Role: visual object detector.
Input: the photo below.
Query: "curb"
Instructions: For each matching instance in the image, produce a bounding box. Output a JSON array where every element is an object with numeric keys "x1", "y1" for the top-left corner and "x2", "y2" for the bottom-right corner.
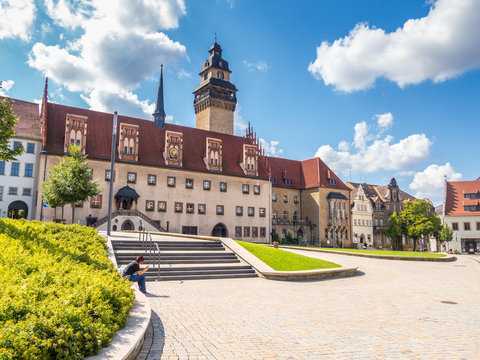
[
  {"x1": 87, "y1": 289, "x2": 152, "y2": 360},
  {"x1": 281, "y1": 246, "x2": 457, "y2": 262},
  {"x1": 221, "y1": 238, "x2": 360, "y2": 281}
]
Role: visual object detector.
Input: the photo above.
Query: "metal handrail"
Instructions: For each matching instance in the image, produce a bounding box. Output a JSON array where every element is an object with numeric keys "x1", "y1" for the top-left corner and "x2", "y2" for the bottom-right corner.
[{"x1": 139, "y1": 230, "x2": 161, "y2": 280}]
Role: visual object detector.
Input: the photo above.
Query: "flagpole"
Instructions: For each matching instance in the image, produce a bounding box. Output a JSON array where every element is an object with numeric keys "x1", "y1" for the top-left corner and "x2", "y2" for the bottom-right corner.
[{"x1": 107, "y1": 111, "x2": 118, "y2": 236}]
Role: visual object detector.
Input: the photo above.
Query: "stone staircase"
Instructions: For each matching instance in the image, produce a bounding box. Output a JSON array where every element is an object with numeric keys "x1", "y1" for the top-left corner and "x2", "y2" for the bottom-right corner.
[{"x1": 111, "y1": 237, "x2": 257, "y2": 281}]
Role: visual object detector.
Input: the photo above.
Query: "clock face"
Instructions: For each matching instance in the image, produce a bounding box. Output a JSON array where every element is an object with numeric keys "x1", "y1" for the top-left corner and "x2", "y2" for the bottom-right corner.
[{"x1": 169, "y1": 147, "x2": 178, "y2": 159}]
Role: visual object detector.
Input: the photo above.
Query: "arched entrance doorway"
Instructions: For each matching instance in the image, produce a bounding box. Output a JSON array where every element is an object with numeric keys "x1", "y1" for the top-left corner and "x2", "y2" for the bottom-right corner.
[
  {"x1": 211, "y1": 223, "x2": 228, "y2": 237},
  {"x1": 7, "y1": 201, "x2": 28, "y2": 219},
  {"x1": 121, "y1": 220, "x2": 135, "y2": 231}
]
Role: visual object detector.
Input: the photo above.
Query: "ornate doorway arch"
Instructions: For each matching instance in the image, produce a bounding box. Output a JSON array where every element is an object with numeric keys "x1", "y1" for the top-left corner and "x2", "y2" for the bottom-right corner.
[
  {"x1": 211, "y1": 223, "x2": 228, "y2": 237},
  {"x1": 8, "y1": 201, "x2": 28, "y2": 219},
  {"x1": 121, "y1": 219, "x2": 135, "y2": 231}
]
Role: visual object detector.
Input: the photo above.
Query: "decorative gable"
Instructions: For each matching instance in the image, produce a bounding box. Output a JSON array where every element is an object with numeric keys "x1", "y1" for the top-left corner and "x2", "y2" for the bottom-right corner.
[
  {"x1": 241, "y1": 144, "x2": 258, "y2": 177},
  {"x1": 164, "y1": 130, "x2": 183, "y2": 167},
  {"x1": 204, "y1": 137, "x2": 223, "y2": 172},
  {"x1": 64, "y1": 114, "x2": 88, "y2": 154},
  {"x1": 118, "y1": 123, "x2": 139, "y2": 162}
]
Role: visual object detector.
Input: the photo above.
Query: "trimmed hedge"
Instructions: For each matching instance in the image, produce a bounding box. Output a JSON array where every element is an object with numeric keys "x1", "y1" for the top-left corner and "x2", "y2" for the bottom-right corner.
[{"x1": 0, "y1": 219, "x2": 134, "y2": 359}]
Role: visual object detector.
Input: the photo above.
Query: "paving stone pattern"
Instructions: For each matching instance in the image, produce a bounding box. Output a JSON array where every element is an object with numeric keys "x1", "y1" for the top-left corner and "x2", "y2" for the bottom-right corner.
[{"x1": 139, "y1": 251, "x2": 480, "y2": 359}]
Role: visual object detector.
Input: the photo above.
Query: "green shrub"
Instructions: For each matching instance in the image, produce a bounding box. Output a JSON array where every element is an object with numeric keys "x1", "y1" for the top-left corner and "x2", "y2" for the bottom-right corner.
[{"x1": 0, "y1": 219, "x2": 134, "y2": 359}]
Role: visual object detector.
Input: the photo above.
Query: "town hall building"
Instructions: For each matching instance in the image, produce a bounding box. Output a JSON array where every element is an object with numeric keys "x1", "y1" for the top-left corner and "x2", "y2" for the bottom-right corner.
[{"x1": 6, "y1": 41, "x2": 352, "y2": 245}]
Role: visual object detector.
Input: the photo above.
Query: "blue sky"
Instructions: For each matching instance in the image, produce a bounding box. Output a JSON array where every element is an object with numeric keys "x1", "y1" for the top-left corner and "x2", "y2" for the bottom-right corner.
[{"x1": 1, "y1": 0, "x2": 479, "y2": 204}]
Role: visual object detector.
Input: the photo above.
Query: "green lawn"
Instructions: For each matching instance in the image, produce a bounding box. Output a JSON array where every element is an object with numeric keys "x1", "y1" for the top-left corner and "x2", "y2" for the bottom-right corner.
[
  {"x1": 237, "y1": 241, "x2": 341, "y2": 271},
  {"x1": 314, "y1": 247, "x2": 446, "y2": 258}
]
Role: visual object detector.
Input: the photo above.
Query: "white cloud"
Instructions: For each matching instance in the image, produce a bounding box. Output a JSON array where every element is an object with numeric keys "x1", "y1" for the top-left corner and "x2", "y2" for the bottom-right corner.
[
  {"x1": 315, "y1": 115, "x2": 432, "y2": 175},
  {"x1": 0, "y1": 0, "x2": 35, "y2": 41},
  {"x1": 28, "y1": 0, "x2": 187, "y2": 118},
  {"x1": 409, "y1": 162, "x2": 462, "y2": 203},
  {"x1": 259, "y1": 138, "x2": 283, "y2": 157},
  {"x1": 243, "y1": 60, "x2": 269, "y2": 72},
  {"x1": 376, "y1": 112, "x2": 393, "y2": 129},
  {"x1": 308, "y1": 0, "x2": 480, "y2": 92},
  {"x1": 0, "y1": 80, "x2": 15, "y2": 95}
]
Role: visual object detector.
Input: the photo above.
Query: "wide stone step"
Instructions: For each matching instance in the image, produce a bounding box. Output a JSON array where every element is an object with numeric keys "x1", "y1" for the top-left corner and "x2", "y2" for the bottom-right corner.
[
  {"x1": 112, "y1": 245, "x2": 225, "y2": 251},
  {"x1": 116, "y1": 258, "x2": 239, "y2": 265},
  {"x1": 148, "y1": 273, "x2": 258, "y2": 281},
  {"x1": 111, "y1": 240, "x2": 222, "y2": 247},
  {"x1": 146, "y1": 265, "x2": 253, "y2": 272}
]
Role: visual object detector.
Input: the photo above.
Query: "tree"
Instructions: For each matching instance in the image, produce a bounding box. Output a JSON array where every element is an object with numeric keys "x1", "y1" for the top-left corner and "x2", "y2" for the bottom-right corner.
[
  {"x1": 438, "y1": 224, "x2": 453, "y2": 251},
  {"x1": 0, "y1": 98, "x2": 23, "y2": 161},
  {"x1": 385, "y1": 211, "x2": 404, "y2": 250},
  {"x1": 398, "y1": 199, "x2": 441, "y2": 251},
  {"x1": 42, "y1": 145, "x2": 99, "y2": 224}
]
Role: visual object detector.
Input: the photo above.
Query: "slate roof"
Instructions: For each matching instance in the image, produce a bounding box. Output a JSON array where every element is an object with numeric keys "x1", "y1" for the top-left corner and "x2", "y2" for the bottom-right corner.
[
  {"x1": 445, "y1": 180, "x2": 480, "y2": 217},
  {"x1": 348, "y1": 182, "x2": 414, "y2": 204}
]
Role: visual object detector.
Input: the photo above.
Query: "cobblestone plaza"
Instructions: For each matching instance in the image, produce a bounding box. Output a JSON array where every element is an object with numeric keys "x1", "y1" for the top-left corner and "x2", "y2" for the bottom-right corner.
[{"x1": 139, "y1": 251, "x2": 480, "y2": 359}]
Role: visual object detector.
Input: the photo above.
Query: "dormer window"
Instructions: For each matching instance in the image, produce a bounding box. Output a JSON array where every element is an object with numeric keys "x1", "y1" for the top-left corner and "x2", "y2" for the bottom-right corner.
[
  {"x1": 164, "y1": 131, "x2": 183, "y2": 167},
  {"x1": 241, "y1": 144, "x2": 258, "y2": 176},
  {"x1": 118, "y1": 123, "x2": 139, "y2": 162},
  {"x1": 204, "y1": 137, "x2": 223, "y2": 172},
  {"x1": 64, "y1": 114, "x2": 88, "y2": 153}
]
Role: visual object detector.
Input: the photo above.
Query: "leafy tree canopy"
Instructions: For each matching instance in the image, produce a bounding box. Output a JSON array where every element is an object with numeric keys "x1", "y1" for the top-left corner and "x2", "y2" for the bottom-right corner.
[
  {"x1": 0, "y1": 98, "x2": 23, "y2": 161},
  {"x1": 42, "y1": 145, "x2": 99, "y2": 222}
]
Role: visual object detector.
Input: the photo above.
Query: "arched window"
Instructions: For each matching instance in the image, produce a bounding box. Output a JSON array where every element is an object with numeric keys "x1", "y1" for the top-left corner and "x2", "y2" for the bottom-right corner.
[
  {"x1": 70, "y1": 129, "x2": 76, "y2": 145},
  {"x1": 129, "y1": 138, "x2": 135, "y2": 155}
]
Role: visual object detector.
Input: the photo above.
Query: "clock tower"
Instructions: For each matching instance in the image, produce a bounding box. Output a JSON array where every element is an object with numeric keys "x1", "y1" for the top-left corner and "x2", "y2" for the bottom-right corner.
[{"x1": 193, "y1": 41, "x2": 237, "y2": 135}]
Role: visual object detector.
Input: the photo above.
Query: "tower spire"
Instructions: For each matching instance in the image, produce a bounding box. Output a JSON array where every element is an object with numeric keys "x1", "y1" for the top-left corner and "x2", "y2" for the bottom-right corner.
[{"x1": 153, "y1": 64, "x2": 166, "y2": 128}]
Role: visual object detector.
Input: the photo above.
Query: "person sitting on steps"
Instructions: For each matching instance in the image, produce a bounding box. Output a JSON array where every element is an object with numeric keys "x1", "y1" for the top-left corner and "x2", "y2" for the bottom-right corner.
[{"x1": 122, "y1": 256, "x2": 149, "y2": 294}]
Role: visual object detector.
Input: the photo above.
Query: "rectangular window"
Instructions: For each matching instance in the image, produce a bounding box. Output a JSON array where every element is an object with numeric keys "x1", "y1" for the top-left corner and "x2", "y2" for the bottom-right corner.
[
  {"x1": 236, "y1": 206, "x2": 243, "y2": 216},
  {"x1": 260, "y1": 227, "x2": 266, "y2": 237},
  {"x1": 8, "y1": 187, "x2": 17, "y2": 195},
  {"x1": 158, "y1": 201, "x2": 167, "y2": 212},
  {"x1": 147, "y1": 174, "x2": 157, "y2": 185},
  {"x1": 127, "y1": 172, "x2": 137, "y2": 184},
  {"x1": 10, "y1": 162, "x2": 19, "y2": 176},
  {"x1": 167, "y1": 176, "x2": 176, "y2": 187},
  {"x1": 242, "y1": 184, "x2": 250, "y2": 194},
  {"x1": 203, "y1": 180, "x2": 211, "y2": 190},
  {"x1": 252, "y1": 227, "x2": 258, "y2": 238},
  {"x1": 0, "y1": 186, "x2": 3, "y2": 201},
  {"x1": 477, "y1": 222, "x2": 480, "y2": 231},
  {"x1": 26, "y1": 142, "x2": 35, "y2": 154},
  {"x1": 186, "y1": 203, "x2": 195, "y2": 214},
  {"x1": 235, "y1": 226, "x2": 242, "y2": 238},
  {"x1": 293, "y1": 195, "x2": 299, "y2": 204},
  {"x1": 145, "y1": 200, "x2": 155, "y2": 211},
  {"x1": 464, "y1": 222, "x2": 471, "y2": 231},
  {"x1": 185, "y1": 178, "x2": 194, "y2": 189},
  {"x1": 198, "y1": 203, "x2": 206, "y2": 215},
  {"x1": 13, "y1": 141, "x2": 23, "y2": 151},
  {"x1": 243, "y1": 226, "x2": 250, "y2": 237},
  {"x1": 90, "y1": 194, "x2": 102, "y2": 209},
  {"x1": 24, "y1": 163, "x2": 33, "y2": 177},
  {"x1": 182, "y1": 226, "x2": 198, "y2": 235},
  {"x1": 220, "y1": 181, "x2": 227, "y2": 192},
  {"x1": 174, "y1": 202, "x2": 183, "y2": 213},
  {"x1": 0, "y1": 161, "x2": 4, "y2": 175},
  {"x1": 105, "y1": 169, "x2": 112, "y2": 182},
  {"x1": 248, "y1": 207, "x2": 255, "y2": 217},
  {"x1": 272, "y1": 193, "x2": 277, "y2": 202},
  {"x1": 22, "y1": 188, "x2": 31, "y2": 196},
  {"x1": 216, "y1": 205, "x2": 224, "y2": 215},
  {"x1": 259, "y1": 207, "x2": 266, "y2": 217},
  {"x1": 452, "y1": 222, "x2": 458, "y2": 231},
  {"x1": 253, "y1": 185, "x2": 261, "y2": 195},
  {"x1": 283, "y1": 194, "x2": 288, "y2": 203}
]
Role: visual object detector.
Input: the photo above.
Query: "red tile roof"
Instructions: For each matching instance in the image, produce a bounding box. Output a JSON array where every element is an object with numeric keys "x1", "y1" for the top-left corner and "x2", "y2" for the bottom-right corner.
[
  {"x1": 7, "y1": 96, "x2": 349, "y2": 191},
  {"x1": 1, "y1": 97, "x2": 41, "y2": 141},
  {"x1": 445, "y1": 180, "x2": 480, "y2": 217}
]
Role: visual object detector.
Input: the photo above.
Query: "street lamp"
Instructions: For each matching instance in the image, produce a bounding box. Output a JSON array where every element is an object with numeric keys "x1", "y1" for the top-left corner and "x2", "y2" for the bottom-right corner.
[{"x1": 106, "y1": 111, "x2": 118, "y2": 236}]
